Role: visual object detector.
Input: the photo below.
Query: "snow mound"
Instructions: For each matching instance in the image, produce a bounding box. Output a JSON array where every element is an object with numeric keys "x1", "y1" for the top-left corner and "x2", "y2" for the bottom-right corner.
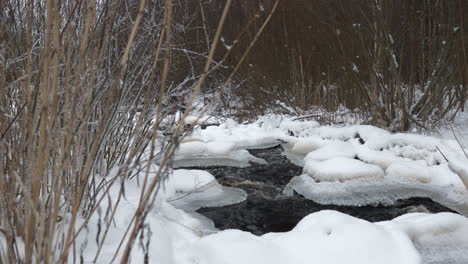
[
  {"x1": 304, "y1": 141, "x2": 357, "y2": 161},
  {"x1": 173, "y1": 141, "x2": 267, "y2": 168},
  {"x1": 175, "y1": 116, "x2": 468, "y2": 214},
  {"x1": 186, "y1": 210, "x2": 420, "y2": 264},
  {"x1": 167, "y1": 169, "x2": 247, "y2": 211},
  {"x1": 390, "y1": 212, "x2": 468, "y2": 264},
  {"x1": 290, "y1": 136, "x2": 324, "y2": 154},
  {"x1": 304, "y1": 157, "x2": 384, "y2": 182}
]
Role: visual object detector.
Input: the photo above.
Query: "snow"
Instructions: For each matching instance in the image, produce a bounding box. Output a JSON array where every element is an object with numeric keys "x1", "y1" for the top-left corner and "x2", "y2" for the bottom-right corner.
[
  {"x1": 31, "y1": 113, "x2": 468, "y2": 263},
  {"x1": 173, "y1": 114, "x2": 468, "y2": 214},
  {"x1": 304, "y1": 157, "x2": 384, "y2": 182},
  {"x1": 167, "y1": 169, "x2": 247, "y2": 211},
  {"x1": 289, "y1": 136, "x2": 324, "y2": 154},
  {"x1": 391, "y1": 212, "x2": 468, "y2": 263},
  {"x1": 386, "y1": 160, "x2": 432, "y2": 183},
  {"x1": 67, "y1": 165, "x2": 247, "y2": 263},
  {"x1": 303, "y1": 141, "x2": 357, "y2": 161},
  {"x1": 160, "y1": 114, "x2": 468, "y2": 263},
  {"x1": 173, "y1": 141, "x2": 267, "y2": 168},
  {"x1": 274, "y1": 118, "x2": 468, "y2": 214},
  {"x1": 448, "y1": 158, "x2": 468, "y2": 190},
  {"x1": 183, "y1": 115, "x2": 218, "y2": 126},
  {"x1": 185, "y1": 211, "x2": 421, "y2": 264}
]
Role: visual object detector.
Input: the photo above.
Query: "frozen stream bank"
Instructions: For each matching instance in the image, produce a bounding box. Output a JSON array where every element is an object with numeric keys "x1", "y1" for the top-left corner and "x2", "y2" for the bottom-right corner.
[{"x1": 186, "y1": 146, "x2": 456, "y2": 235}]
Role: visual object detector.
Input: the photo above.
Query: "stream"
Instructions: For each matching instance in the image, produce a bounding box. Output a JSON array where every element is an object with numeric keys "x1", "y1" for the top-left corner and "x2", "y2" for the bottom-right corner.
[{"x1": 191, "y1": 146, "x2": 455, "y2": 235}]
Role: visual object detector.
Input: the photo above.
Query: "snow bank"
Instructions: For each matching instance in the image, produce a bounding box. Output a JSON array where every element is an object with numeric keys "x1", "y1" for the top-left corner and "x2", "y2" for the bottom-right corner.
[
  {"x1": 173, "y1": 141, "x2": 267, "y2": 168},
  {"x1": 275, "y1": 120, "x2": 468, "y2": 215},
  {"x1": 390, "y1": 212, "x2": 468, "y2": 263},
  {"x1": 175, "y1": 115, "x2": 468, "y2": 214},
  {"x1": 185, "y1": 210, "x2": 421, "y2": 264},
  {"x1": 27, "y1": 114, "x2": 468, "y2": 263},
  {"x1": 69, "y1": 165, "x2": 246, "y2": 263}
]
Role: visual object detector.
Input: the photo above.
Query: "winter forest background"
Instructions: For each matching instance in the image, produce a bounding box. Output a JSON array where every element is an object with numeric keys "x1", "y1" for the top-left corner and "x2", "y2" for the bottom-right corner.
[{"x1": 0, "y1": 0, "x2": 467, "y2": 263}]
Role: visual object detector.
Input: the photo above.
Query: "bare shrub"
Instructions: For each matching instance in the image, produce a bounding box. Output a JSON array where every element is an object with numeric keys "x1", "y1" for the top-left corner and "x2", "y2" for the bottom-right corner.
[{"x1": 0, "y1": 0, "x2": 253, "y2": 262}]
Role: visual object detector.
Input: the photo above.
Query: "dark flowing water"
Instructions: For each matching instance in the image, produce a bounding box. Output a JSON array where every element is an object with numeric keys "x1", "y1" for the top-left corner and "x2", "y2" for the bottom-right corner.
[{"x1": 193, "y1": 146, "x2": 455, "y2": 235}]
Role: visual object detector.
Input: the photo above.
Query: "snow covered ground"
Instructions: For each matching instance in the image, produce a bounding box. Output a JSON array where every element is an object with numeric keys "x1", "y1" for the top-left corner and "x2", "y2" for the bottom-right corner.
[
  {"x1": 175, "y1": 115, "x2": 468, "y2": 214},
  {"x1": 20, "y1": 113, "x2": 468, "y2": 263},
  {"x1": 169, "y1": 114, "x2": 468, "y2": 263}
]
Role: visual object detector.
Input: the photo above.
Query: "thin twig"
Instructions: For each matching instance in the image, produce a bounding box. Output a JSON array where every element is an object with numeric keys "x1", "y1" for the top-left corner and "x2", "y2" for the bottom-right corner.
[
  {"x1": 449, "y1": 123, "x2": 468, "y2": 159},
  {"x1": 0, "y1": 102, "x2": 27, "y2": 140},
  {"x1": 436, "y1": 146, "x2": 449, "y2": 162}
]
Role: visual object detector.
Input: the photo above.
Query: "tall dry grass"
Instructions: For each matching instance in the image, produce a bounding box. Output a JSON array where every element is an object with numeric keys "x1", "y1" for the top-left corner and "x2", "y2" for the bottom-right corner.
[{"x1": 0, "y1": 0, "x2": 252, "y2": 262}]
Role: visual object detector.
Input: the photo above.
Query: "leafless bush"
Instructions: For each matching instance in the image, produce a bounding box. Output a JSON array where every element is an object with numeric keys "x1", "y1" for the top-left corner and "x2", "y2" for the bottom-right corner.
[
  {"x1": 210, "y1": 0, "x2": 467, "y2": 129},
  {"x1": 0, "y1": 0, "x2": 249, "y2": 262}
]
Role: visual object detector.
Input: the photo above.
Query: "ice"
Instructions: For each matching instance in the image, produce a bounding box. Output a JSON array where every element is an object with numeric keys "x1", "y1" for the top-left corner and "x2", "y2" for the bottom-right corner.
[
  {"x1": 304, "y1": 157, "x2": 384, "y2": 182},
  {"x1": 185, "y1": 210, "x2": 421, "y2": 264}
]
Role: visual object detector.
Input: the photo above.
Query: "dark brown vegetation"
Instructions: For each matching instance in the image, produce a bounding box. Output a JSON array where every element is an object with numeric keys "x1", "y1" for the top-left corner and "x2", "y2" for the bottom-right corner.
[{"x1": 184, "y1": 0, "x2": 467, "y2": 129}]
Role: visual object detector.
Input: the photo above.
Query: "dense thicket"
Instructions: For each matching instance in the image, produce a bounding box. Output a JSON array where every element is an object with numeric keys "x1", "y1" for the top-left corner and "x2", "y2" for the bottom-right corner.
[
  {"x1": 0, "y1": 0, "x2": 229, "y2": 262},
  {"x1": 181, "y1": 0, "x2": 467, "y2": 129}
]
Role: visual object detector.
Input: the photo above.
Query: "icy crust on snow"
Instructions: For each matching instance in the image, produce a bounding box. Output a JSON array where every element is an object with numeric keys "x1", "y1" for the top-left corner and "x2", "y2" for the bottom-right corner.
[{"x1": 185, "y1": 210, "x2": 421, "y2": 264}]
